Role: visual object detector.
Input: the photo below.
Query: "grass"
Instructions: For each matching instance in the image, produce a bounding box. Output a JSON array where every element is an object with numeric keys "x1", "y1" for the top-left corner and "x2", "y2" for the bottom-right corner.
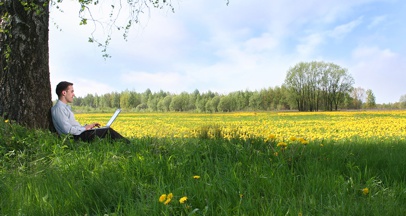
[{"x1": 1, "y1": 117, "x2": 406, "y2": 215}]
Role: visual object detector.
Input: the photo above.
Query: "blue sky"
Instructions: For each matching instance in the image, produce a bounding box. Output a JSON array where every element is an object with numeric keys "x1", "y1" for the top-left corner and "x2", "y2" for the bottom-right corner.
[{"x1": 49, "y1": 0, "x2": 406, "y2": 104}]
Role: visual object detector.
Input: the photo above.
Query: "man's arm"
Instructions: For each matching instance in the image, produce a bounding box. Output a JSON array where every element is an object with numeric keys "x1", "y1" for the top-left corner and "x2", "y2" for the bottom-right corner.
[{"x1": 51, "y1": 106, "x2": 86, "y2": 135}]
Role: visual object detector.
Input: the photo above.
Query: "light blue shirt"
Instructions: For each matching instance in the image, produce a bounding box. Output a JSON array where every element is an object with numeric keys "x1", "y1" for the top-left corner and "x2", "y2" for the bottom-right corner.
[{"x1": 51, "y1": 100, "x2": 86, "y2": 135}]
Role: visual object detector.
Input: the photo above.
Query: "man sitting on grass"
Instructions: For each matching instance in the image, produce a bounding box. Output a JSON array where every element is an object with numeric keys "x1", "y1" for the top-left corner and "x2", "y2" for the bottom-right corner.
[{"x1": 51, "y1": 81, "x2": 129, "y2": 143}]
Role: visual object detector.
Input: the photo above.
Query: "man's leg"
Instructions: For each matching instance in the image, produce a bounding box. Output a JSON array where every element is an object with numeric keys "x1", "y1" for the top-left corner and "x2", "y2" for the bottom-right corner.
[
  {"x1": 74, "y1": 128, "x2": 129, "y2": 143},
  {"x1": 74, "y1": 130, "x2": 100, "y2": 142},
  {"x1": 106, "y1": 128, "x2": 130, "y2": 143}
]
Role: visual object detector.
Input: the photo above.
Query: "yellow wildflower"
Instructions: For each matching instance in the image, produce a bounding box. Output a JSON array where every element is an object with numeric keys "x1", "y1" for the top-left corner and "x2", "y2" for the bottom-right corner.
[
  {"x1": 160, "y1": 192, "x2": 174, "y2": 205},
  {"x1": 4, "y1": 119, "x2": 9, "y2": 123},
  {"x1": 179, "y1": 196, "x2": 188, "y2": 204},
  {"x1": 289, "y1": 136, "x2": 297, "y2": 141},
  {"x1": 159, "y1": 194, "x2": 167, "y2": 203},
  {"x1": 277, "y1": 142, "x2": 287, "y2": 148},
  {"x1": 164, "y1": 198, "x2": 172, "y2": 205},
  {"x1": 193, "y1": 175, "x2": 200, "y2": 179},
  {"x1": 268, "y1": 134, "x2": 276, "y2": 140},
  {"x1": 300, "y1": 140, "x2": 309, "y2": 145},
  {"x1": 362, "y1": 187, "x2": 369, "y2": 195}
]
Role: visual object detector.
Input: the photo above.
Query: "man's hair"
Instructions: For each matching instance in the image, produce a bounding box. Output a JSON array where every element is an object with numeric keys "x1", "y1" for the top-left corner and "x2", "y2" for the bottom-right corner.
[{"x1": 56, "y1": 81, "x2": 73, "y2": 97}]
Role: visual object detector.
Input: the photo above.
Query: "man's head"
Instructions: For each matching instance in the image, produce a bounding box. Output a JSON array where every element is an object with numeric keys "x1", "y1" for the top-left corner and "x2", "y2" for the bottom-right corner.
[{"x1": 56, "y1": 81, "x2": 75, "y2": 103}]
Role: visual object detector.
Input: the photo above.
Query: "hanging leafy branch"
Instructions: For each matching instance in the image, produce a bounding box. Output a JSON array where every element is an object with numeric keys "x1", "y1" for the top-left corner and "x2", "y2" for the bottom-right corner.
[
  {"x1": 49, "y1": 0, "x2": 229, "y2": 58},
  {"x1": 50, "y1": 0, "x2": 175, "y2": 58}
]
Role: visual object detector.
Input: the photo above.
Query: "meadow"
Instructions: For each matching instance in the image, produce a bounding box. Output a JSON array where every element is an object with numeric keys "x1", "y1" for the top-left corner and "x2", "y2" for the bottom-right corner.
[
  {"x1": 1, "y1": 110, "x2": 406, "y2": 215},
  {"x1": 77, "y1": 110, "x2": 406, "y2": 142}
]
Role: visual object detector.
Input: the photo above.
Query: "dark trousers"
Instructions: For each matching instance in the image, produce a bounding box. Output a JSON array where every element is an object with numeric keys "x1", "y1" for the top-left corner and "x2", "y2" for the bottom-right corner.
[{"x1": 74, "y1": 128, "x2": 129, "y2": 143}]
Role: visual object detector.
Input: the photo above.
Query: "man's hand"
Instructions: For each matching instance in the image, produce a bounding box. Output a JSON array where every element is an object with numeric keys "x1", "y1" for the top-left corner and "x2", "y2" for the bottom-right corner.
[{"x1": 85, "y1": 123, "x2": 101, "y2": 130}]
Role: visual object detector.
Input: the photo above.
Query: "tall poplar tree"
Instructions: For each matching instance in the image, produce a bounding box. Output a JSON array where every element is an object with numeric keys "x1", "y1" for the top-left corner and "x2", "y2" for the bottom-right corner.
[{"x1": 284, "y1": 61, "x2": 354, "y2": 111}]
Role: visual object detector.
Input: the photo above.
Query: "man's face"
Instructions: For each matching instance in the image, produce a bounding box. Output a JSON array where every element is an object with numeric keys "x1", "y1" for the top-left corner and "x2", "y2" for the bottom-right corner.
[{"x1": 63, "y1": 85, "x2": 75, "y2": 103}]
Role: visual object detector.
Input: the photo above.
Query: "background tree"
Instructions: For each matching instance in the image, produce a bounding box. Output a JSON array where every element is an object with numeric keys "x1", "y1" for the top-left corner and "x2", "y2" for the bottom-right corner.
[
  {"x1": 101, "y1": 93, "x2": 112, "y2": 108},
  {"x1": 365, "y1": 89, "x2": 376, "y2": 109},
  {"x1": 259, "y1": 88, "x2": 273, "y2": 111},
  {"x1": 249, "y1": 91, "x2": 262, "y2": 111},
  {"x1": 205, "y1": 96, "x2": 220, "y2": 113},
  {"x1": 169, "y1": 95, "x2": 184, "y2": 111},
  {"x1": 157, "y1": 95, "x2": 172, "y2": 112},
  {"x1": 83, "y1": 94, "x2": 95, "y2": 107},
  {"x1": 284, "y1": 61, "x2": 353, "y2": 111},
  {"x1": 130, "y1": 92, "x2": 141, "y2": 109},
  {"x1": 120, "y1": 90, "x2": 131, "y2": 109},
  {"x1": 328, "y1": 65, "x2": 354, "y2": 110},
  {"x1": 351, "y1": 87, "x2": 365, "y2": 109},
  {"x1": 398, "y1": 94, "x2": 406, "y2": 109},
  {"x1": 195, "y1": 96, "x2": 207, "y2": 113},
  {"x1": 284, "y1": 62, "x2": 307, "y2": 111},
  {"x1": 147, "y1": 96, "x2": 158, "y2": 112},
  {"x1": 218, "y1": 95, "x2": 233, "y2": 112},
  {"x1": 111, "y1": 92, "x2": 121, "y2": 108}
]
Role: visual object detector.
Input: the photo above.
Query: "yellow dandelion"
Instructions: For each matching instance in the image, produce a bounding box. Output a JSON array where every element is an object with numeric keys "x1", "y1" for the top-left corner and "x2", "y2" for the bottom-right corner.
[
  {"x1": 289, "y1": 136, "x2": 297, "y2": 141},
  {"x1": 268, "y1": 134, "x2": 276, "y2": 139},
  {"x1": 362, "y1": 187, "x2": 369, "y2": 195},
  {"x1": 193, "y1": 175, "x2": 200, "y2": 179},
  {"x1": 277, "y1": 142, "x2": 287, "y2": 147},
  {"x1": 300, "y1": 140, "x2": 309, "y2": 145},
  {"x1": 159, "y1": 194, "x2": 167, "y2": 203},
  {"x1": 4, "y1": 119, "x2": 9, "y2": 123},
  {"x1": 164, "y1": 198, "x2": 172, "y2": 205},
  {"x1": 179, "y1": 196, "x2": 188, "y2": 204},
  {"x1": 167, "y1": 193, "x2": 173, "y2": 199}
]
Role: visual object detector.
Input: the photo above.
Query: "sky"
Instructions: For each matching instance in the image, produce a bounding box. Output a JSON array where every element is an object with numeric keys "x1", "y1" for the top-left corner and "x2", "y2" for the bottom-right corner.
[{"x1": 49, "y1": 0, "x2": 406, "y2": 104}]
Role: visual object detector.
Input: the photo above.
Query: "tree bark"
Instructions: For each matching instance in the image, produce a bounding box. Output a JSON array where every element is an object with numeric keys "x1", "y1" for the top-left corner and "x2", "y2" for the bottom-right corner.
[{"x1": 0, "y1": 0, "x2": 52, "y2": 129}]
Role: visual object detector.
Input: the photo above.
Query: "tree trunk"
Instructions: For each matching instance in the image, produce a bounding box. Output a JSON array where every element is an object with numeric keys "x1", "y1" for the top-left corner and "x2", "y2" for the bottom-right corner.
[{"x1": 0, "y1": 0, "x2": 52, "y2": 129}]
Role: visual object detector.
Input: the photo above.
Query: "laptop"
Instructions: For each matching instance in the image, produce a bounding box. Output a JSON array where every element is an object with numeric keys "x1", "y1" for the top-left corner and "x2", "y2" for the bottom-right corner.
[{"x1": 94, "y1": 109, "x2": 121, "y2": 129}]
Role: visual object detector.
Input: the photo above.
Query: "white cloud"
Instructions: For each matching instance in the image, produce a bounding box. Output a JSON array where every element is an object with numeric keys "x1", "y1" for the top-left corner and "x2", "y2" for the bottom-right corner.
[
  {"x1": 120, "y1": 71, "x2": 186, "y2": 92},
  {"x1": 109, "y1": 10, "x2": 190, "y2": 63},
  {"x1": 296, "y1": 33, "x2": 324, "y2": 57},
  {"x1": 350, "y1": 46, "x2": 406, "y2": 103},
  {"x1": 329, "y1": 17, "x2": 363, "y2": 39},
  {"x1": 368, "y1": 15, "x2": 387, "y2": 29},
  {"x1": 73, "y1": 79, "x2": 116, "y2": 97},
  {"x1": 243, "y1": 33, "x2": 279, "y2": 53},
  {"x1": 352, "y1": 46, "x2": 397, "y2": 60}
]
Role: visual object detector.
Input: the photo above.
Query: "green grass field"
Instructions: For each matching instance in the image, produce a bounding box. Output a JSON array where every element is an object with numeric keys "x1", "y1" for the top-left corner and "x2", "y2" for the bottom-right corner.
[{"x1": 1, "y1": 113, "x2": 406, "y2": 215}]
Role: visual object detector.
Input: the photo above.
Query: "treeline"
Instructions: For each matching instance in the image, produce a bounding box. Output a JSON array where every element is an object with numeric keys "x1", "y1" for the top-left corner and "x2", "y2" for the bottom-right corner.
[
  {"x1": 71, "y1": 86, "x2": 392, "y2": 112},
  {"x1": 73, "y1": 87, "x2": 290, "y2": 112}
]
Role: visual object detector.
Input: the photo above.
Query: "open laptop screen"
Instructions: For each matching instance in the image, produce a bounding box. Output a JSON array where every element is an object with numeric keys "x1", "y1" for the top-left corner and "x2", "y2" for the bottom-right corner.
[{"x1": 105, "y1": 109, "x2": 121, "y2": 127}]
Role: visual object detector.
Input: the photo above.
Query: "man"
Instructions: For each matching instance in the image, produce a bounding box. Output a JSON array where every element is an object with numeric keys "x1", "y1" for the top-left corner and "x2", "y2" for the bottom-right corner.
[{"x1": 51, "y1": 81, "x2": 129, "y2": 143}]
